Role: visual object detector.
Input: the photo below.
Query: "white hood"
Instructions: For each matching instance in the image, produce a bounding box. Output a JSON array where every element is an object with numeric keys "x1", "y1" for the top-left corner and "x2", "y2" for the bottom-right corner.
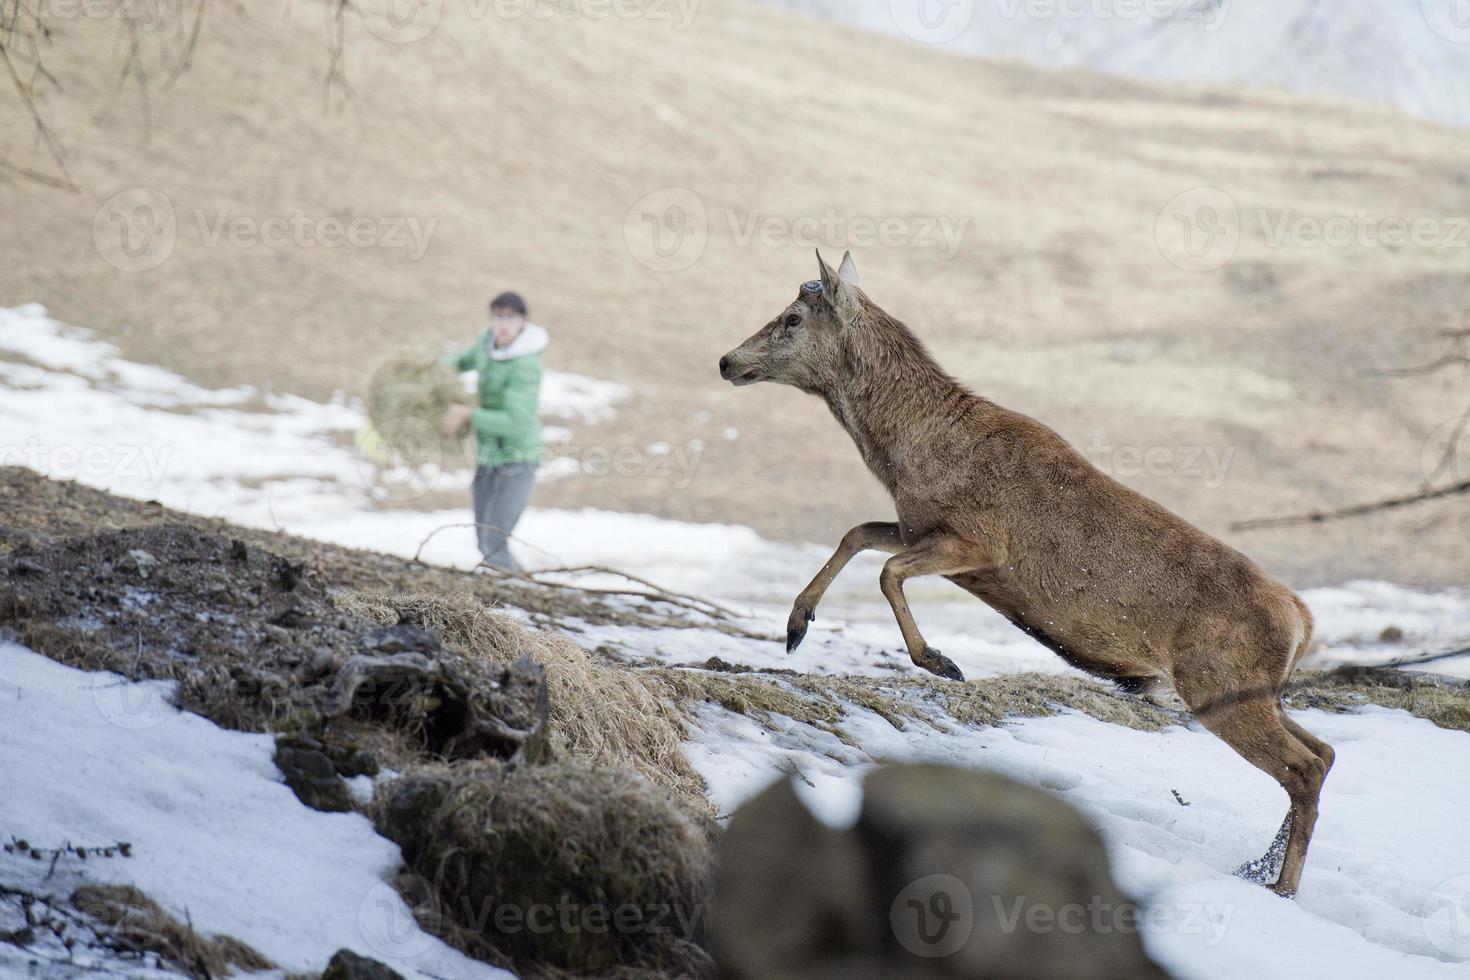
[{"x1": 487, "y1": 322, "x2": 549, "y2": 360}]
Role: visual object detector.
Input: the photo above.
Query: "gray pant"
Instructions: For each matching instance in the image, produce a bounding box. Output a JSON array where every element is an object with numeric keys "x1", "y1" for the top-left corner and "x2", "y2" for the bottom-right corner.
[{"x1": 471, "y1": 462, "x2": 537, "y2": 571}]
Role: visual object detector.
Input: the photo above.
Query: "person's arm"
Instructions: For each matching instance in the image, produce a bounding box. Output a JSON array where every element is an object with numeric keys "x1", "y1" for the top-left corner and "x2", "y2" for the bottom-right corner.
[
  {"x1": 443, "y1": 336, "x2": 481, "y2": 373},
  {"x1": 471, "y1": 358, "x2": 542, "y2": 439}
]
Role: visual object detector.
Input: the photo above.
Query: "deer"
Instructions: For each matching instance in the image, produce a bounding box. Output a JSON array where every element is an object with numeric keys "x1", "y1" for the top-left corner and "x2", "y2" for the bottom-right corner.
[{"x1": 718, "y1": 251, "x2": 1334, "y2": 898}]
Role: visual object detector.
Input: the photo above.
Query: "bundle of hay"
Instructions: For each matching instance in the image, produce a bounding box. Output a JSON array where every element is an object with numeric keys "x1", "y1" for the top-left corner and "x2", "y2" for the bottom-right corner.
[{"x1": 363, "y1": 353, "x2": 469, "y2": 465}]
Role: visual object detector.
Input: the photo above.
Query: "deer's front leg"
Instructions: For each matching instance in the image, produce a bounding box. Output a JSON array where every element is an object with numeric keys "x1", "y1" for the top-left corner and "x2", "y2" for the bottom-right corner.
[
  {"x1": 787, "y1": 522, "x2": 903, "y2": 652},
  {"x1": 879, "y1": 535, "x2": 997, "y2": 682}
]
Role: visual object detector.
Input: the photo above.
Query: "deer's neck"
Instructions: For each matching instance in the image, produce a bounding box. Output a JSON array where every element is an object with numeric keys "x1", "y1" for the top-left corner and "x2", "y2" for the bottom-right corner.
[{"x1": 818, "y1": 322, "x2": 978, "y2": 496}]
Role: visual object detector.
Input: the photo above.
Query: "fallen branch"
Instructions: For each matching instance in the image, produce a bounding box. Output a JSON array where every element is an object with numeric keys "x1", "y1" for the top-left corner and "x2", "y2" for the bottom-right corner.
[
  {"x1": 1380, "y1": 644, "x2": 1470, "y2": 670},
  {"x1": 531, "y1": 564, "x2": 744, "y2": 620},
  {"x1": 478, "y1": 563, "x2": 737, "y2": 623},
  {"x1": 1231, "y1": 478, "x2": 1470, "y2": 531},
  {"x1": 412, "y1": 521, "x2": 750, "y2": 624}
]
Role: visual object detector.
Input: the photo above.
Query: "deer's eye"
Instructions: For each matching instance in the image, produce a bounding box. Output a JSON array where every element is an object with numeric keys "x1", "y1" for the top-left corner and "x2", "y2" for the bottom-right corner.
[{"x1": 784, "y1": 313, "x2": 801, "y2": 328}]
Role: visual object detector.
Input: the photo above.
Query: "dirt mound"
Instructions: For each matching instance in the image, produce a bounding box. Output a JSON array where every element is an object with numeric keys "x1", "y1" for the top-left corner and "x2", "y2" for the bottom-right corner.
[{"x1": 0, "y1": 523, "x2": 549, "y2": 770}]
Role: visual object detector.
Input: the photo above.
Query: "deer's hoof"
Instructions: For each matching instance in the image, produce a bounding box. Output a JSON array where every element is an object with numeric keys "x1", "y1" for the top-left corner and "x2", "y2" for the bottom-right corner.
[
  {"x1": 921, "y1": 648, "x2": 965, "y2": 682},
  {"x1": 1266, "y1": 879, "x2": 1298, "y2": 899},
  {"x1": 785, "y1": 606, "x2": 815, "y2": 653}
]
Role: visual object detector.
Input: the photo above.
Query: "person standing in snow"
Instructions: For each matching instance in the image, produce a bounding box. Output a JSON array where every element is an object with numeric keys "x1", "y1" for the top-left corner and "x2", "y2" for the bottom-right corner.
[{"x1": 441, "y1": 291, "x2": 546, "y2": 572}]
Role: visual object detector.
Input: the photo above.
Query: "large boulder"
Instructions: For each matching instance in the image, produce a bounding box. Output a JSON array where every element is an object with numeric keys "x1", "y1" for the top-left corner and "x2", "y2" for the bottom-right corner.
[{"x1": 713, "y1": 764, "x2": 1170, "y2": 980}]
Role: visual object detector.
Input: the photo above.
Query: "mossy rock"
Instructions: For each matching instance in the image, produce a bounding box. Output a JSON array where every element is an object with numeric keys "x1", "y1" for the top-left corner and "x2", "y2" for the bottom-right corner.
[{"x1": 376, "y1": 759, "x2": 715, "y2": 977}]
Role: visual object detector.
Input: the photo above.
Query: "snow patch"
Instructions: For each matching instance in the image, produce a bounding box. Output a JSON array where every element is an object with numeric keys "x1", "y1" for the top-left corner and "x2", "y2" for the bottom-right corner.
[{"x1": 0, "y1": 640, "x2": 510, "y2": 980}]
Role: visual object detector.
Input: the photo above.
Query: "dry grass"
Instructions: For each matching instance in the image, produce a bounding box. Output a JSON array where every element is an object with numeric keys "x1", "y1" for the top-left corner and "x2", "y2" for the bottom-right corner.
[
  {"x1": 1288, "y1": 667, "x2": 1470, "y2": 734},
  {"x1": 364, "y1": 353, "x2": 468, "y2": 464},
  {"x1": 337, "y1": 590, "x2": 711, "y2": 809},
  {"x1": 70, "y1": 884, "x2": 274, "y2": 979},
  {"x1": 375, "y1": 759, "x2": 715, "y2": 979},
  {"x1": 336, "y1": 589, "x2": 1183, "y2": 792},
  {"x1": 337, "y1": 588, "x2": 1470, "y2": 823}
]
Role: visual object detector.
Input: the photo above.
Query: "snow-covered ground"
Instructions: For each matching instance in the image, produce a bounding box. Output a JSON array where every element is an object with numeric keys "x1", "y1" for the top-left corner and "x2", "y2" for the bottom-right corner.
[
  {"x1": 1, "y1": 305, "x2": 1463, "y2": 680},
  {"x1": 0, "y1": 641, "x2": 511, "y2": 980},
  {"x1": 689, "y1": 701, "x2": 1470, "y2": 977},
  {"x1": 764, "y1": 0, "x2": 1470, "y2": 127},
  {"x1": 2, "y1": 303, "x2": 1469, "y2": 978}
]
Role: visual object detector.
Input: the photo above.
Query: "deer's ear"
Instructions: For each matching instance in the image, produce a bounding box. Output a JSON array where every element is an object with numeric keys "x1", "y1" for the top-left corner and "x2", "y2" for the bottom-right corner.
[
  {"x1": 816, "y1": 249, "x2": 838, "y2": 292},
  {"x1": 816, "y1": 249, "x2": 860, "y2": 319},
  {"x1": 837, "y1": 251, "x2": 859, "y2": 286}
]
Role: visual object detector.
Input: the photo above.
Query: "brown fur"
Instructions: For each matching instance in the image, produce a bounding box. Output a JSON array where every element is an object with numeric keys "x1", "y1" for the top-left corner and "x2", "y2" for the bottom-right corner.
[{"x1": 719, "y1": 251, "x2": 1334, "y2": 897}]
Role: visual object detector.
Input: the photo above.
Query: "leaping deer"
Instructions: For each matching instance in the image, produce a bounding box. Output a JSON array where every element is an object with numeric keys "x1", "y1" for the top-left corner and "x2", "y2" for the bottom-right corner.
[{"x1": 719, "y1": 251, "x2": 1333, "y2": 897}]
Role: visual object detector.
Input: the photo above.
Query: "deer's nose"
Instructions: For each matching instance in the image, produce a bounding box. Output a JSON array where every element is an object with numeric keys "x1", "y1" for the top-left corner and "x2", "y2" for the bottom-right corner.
[{"x1": 718, "y1": 354, "x2": 731, "y2": 377}]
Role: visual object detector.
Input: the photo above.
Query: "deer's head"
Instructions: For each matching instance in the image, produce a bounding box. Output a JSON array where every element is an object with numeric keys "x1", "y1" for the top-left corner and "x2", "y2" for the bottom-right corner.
[{"x1": 719, "y1": 251, "x2": 863, "y2": 394}]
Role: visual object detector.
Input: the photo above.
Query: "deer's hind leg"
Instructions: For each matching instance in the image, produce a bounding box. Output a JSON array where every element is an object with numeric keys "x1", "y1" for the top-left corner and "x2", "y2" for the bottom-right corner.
[
  {"x1": 786, "y1": 522, "x2": 903, "y2": 652},
  {"x1": 1189, "y1": 691, "x2": 1332, "y2": 897}
]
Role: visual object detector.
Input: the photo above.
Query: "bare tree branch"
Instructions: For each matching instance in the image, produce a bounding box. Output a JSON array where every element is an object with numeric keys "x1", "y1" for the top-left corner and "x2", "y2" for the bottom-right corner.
[
  {"x1": 0, "y1": 31, "x2": 76, "y2": 190},
  {"x1": 1231, "y1": 478, "x2": 1470, "y2": 531},
  {"x1": 162, "y1": 0, "x2": 206, "y2": 91},
  {"x1": 322, "y1": 0, "x2": 352, "y2": 116}
]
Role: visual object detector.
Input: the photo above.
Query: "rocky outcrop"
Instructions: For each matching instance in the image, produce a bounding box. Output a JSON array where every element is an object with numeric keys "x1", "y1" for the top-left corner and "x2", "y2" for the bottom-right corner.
[{"x1": 713, "y1": 764, "x2": 1170, "y2": 980}]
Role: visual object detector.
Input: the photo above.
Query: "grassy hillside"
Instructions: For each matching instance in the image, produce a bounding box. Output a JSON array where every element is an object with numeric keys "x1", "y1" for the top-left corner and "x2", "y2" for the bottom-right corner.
[{"x1": 1, "y1": 0, "x2": 1467, "y2": 583}]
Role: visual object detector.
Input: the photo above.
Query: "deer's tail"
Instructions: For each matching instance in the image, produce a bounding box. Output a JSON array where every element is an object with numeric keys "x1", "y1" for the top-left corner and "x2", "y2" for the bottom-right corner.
[{"x1": 1284, "y1": 592, "x2": 1315, "y2": 682}]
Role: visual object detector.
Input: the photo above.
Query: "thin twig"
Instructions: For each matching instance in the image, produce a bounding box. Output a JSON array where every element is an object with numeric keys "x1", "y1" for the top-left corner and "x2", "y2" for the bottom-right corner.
[
  {"x1": 1363, "y1": 354, "x2": 1470, "y2": 377},
  {"x1": 532, "y1": 564, "x2": 743, "y2": 619},
  {"x1": 0, "y1": 33, "x2": 77, "y2": 189},
  {"x1": 322, "y1": 0, "x2": 351, "y2": 116},
  {"x1": 1381, "y1": 644, "x2": 1470, "y2": 669},
  {"x1": 1231, "y1": 478, "x2": 1470, "y2": 531},
  {"x1": 411, "y1": 522, "x2": 564, "y2": 565},
  {"x1": 476, "y1": 563, "x2": 734, "y2": 622},
  {"x1": 162, "y1": 0, "x2": 205, "y2": 90}
]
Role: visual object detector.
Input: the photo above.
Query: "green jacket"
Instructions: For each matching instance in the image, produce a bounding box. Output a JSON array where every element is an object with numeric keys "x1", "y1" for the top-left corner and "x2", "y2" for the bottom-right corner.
[{"x1": 446, "y1": 324, "x2": 547, "y2": 467}]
